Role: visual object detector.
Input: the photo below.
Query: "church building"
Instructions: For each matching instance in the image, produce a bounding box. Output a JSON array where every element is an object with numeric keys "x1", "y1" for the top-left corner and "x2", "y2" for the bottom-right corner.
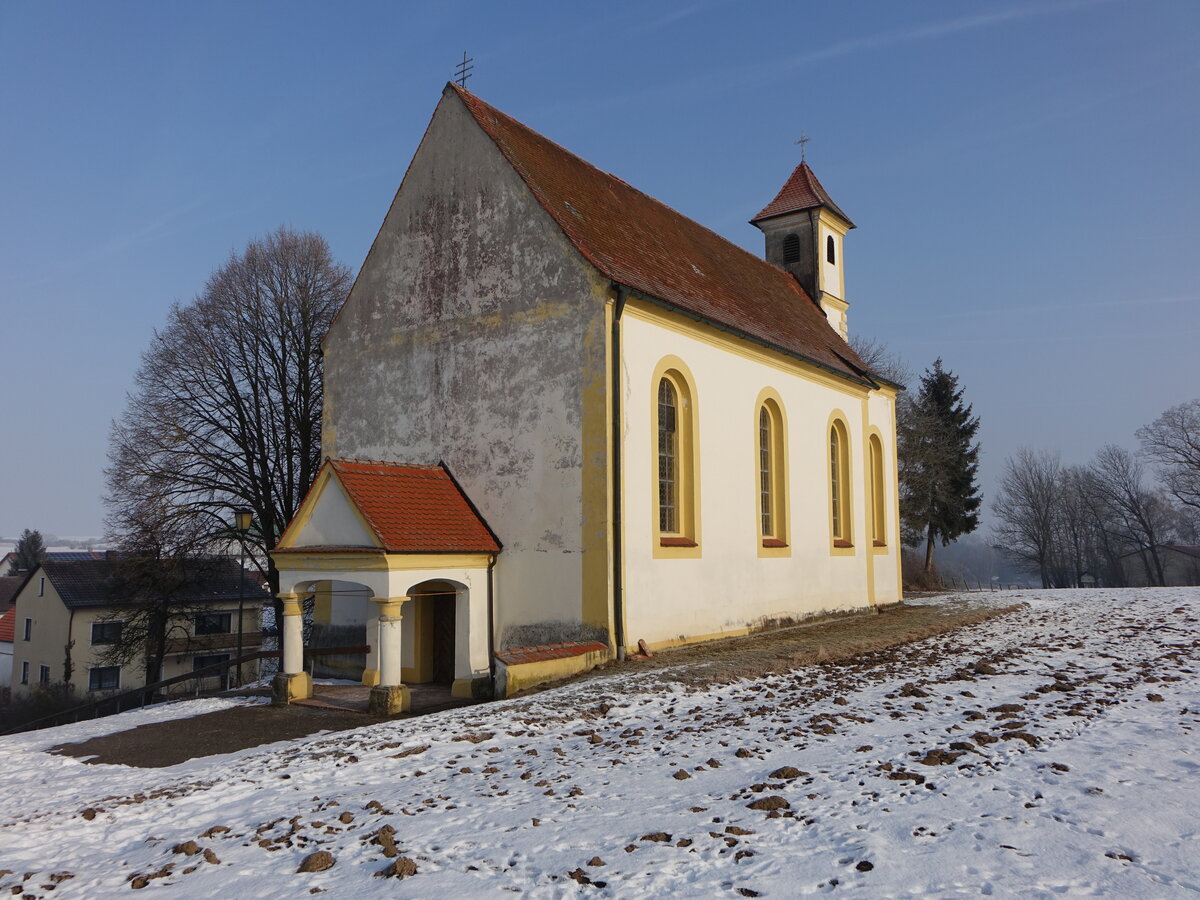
[{"x1": 271, "y1": 84, "x2": 902, "y2": 713}]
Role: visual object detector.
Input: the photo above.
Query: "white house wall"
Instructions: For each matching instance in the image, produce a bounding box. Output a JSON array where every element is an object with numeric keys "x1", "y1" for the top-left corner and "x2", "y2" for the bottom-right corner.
[
  {"x1": 321, "y1": 86, "x2": 611, "y2": 650},
  {"x1": 621, "y1": 307, "x2": 900, "y2": 648}
]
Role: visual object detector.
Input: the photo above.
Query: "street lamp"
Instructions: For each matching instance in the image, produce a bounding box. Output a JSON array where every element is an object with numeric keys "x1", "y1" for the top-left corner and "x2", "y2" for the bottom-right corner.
[{"x1": 233, "y1": 508, "x2": 253, "y2": 687}]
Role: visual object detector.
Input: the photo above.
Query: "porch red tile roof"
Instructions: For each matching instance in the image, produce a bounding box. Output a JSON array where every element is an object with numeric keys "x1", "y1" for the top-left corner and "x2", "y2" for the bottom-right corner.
[
  {"x1": 302, "y1": 459, "x2": 501, "y2": 554},
  {"x1": 450, "y1": 85, "x2": 872, "y2": 385},
  {"x1": 0, "y1": 608, "x2": 13, "y2": 643}
]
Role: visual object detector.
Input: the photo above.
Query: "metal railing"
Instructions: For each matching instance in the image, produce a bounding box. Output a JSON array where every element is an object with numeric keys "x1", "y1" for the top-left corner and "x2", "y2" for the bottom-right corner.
[{"x1": 0, "y1": 644, "x2": 370, "y2": 736}]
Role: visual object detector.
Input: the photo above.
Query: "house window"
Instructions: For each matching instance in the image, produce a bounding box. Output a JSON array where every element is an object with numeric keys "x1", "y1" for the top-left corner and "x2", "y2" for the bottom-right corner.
[
  {"x1": 870, "y1": 434, "x2": 886, "y2": 546},
  {"x1": 20, "y1": 661, "x2": 29, "y2": 685},
  {"x1": 39, "y1": 664, "x2": 51, "y2": 686},
  {"x1": 88, "y1": 666, "x2": 121, "y2": 692},
  {"x1": 654, "y1": 363, "x2": 699, "y2": 548},
  {"x1": 826, "y1": 234, "x2": 836, "y2": 264},
  {"x1": 782, "y1": 233, "x2": 801, "y2": 264},
  {"x1": 195, "y1": 612, "x2": 233, "y2": 635},
  {"x1": 91, "y1": 621, "x2": 123, "y2": 645},
  {"x1": 192, "y1": 653, "x2": 231, "y2": 673},
  {"x1": 38, "y1": 577, "x2": 45, "y2": 597},
  {"x1": 757, "y1": 399, "x2": 787, "y2": 545},
  {"x1": 23, "y1": 618, "x2": 31, "y2": 642},
  {"x1": 830, "y1": 419, "x2": 852, "y2": 546}
]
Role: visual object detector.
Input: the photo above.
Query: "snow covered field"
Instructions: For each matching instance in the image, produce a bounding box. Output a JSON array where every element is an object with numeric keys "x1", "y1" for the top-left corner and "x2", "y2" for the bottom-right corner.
[{"x1": 1, "y1": 588, "x2": 1198, "y2": 898}]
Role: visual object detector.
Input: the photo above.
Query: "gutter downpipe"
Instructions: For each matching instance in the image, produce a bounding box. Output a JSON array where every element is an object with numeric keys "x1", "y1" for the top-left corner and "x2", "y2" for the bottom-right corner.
[
  {"x1": 611, "y1": 283, "x2": 629, "y2": 661},
  {"x1": 487, "y1": 552, "x2": 497, "y2": 695}
]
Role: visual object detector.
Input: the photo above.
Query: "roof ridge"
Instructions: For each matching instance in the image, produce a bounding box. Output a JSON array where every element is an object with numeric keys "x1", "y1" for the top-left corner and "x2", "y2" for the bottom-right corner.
[
  {"x1": 444, "y1": 84, "x2": 870, "y2": 384},
  {"x1": 449, "y1": 84, "x2": 818, "y2": 309}
]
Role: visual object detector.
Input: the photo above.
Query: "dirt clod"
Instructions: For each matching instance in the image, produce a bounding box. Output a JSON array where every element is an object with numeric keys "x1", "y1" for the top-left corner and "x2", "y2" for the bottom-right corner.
[
  {"x1": 297, "y1": 851, "x2": 335, "y2": 873},
  {"x1": 375, "y1": 857, "x2": 418, "y2": 878},
  {"x1": 746, "y1": 795, "x2": 789, "y2": 811}
]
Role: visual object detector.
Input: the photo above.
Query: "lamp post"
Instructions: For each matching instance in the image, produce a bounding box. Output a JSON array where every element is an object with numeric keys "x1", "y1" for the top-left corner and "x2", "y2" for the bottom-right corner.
[{"x1": 233, "y1": 508, "x2": 253, "y2": 687}]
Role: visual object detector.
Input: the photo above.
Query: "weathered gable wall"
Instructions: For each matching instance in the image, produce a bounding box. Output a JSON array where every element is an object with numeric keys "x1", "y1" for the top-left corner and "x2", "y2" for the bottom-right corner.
[{"x1": 323, "y1": 88, "x2": 611, "y2": 647}]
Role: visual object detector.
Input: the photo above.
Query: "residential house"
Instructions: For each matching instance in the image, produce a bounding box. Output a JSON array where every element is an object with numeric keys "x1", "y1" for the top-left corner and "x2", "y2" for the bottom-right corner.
[{"x1": 10, "y1": 558, "x2": 266, "y2": 698}]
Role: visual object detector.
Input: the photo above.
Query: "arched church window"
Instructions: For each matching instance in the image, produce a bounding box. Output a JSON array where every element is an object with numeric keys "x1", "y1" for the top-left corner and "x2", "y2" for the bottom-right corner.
[
  {"x1": 869, "y1": 434, "x2": 886, "y2": 546},
  {"x1": 782, "y1": 233, "x2": 801, "y2": 264},
  {"x1": 654, "y1": 362, "x2": 699, "y2": 548},
  {"x1": 758, "y1": 399, "x2": 786, "y2": 544},
  {"x1": 830, "y1": 418, "x2": 852, "y2": 546},
  {"x1": 826, "y1": 234, "x2": 836, "y2": 264},
  {"x1": 658, "y1": 378, "x2": 678, "y2": 533}
]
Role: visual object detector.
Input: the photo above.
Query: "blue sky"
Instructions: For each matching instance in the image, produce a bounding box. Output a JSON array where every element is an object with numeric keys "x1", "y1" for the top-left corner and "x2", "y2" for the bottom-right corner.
[{"x1": 1, "y1": 0, "x2": 1197, "y2": 539}]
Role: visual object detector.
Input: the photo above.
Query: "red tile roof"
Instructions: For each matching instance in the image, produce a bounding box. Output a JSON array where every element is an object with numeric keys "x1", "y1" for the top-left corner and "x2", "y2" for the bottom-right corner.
[
  {"x1": 494, "y1": 641, "x2": 608, "y2": 667},
  {"x1": 751, "y1": 160, "x2": 855, "y2": 226},
  {"x1": 0, "y1": 607, "x2": 13, "y2": 643},
  {"x1": 450, "y1": 85, "x2": 872, "y2": 385},
  {"x1": 286, "y1": 459, "x2": 501, "y2": 554}
]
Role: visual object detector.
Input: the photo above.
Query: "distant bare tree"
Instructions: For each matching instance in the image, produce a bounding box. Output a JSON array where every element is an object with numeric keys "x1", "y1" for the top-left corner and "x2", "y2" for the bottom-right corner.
[
  {"x1": 106, "y1": 228, "x2": 351, "y2": 600},
  {"x1": 1138, "y1": 399, "x2": 1200, "y2": 530},
  {"x1": 992, "y1": 448, "x2": 1061, "y2": 588},
  {"x1": 849, "y1": 335, "x2": 911, "y2": 389},
  {"x1": 1087, "y1": 445, "x2": 1174, "y2": 585}
]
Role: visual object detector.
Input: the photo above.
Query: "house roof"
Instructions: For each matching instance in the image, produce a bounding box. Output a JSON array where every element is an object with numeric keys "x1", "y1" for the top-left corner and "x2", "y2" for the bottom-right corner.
[
  {"x1": 281, "y1": 459, "x2": 501, "y2": 555},
  {"x1": 0, "y1": 575, "x2": 23, "y2": 608},
  {"x1": 0, "y1": 608, "x2": 13, "y2": 643},
  {"x1": 750, "y1": 161, "x2": 855, "y2": 227},
  {"x1": 35, "y1": 558, "x2": 266, "y2": 610},
  {"x1": 449, "y1": 85, "x2": 874, "y2": 386}
]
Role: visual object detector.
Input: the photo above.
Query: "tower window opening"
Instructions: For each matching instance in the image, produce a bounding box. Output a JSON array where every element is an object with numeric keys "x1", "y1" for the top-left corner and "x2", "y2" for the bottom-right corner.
[
  {"x1": 782, "y1": 234, "x2": 801, "y2": 264},
  {"x1": 826, "y1": 234, "x2": 836, "y2": 264}
]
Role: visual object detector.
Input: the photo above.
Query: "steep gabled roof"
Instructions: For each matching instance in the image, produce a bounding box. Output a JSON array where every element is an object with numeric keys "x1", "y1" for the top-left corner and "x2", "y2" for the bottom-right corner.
[
  {"x1": 450, "y1": 85, "x2": 872, "y2": 385},
  {"x1": 279, "y1": 459, "x2": 501, "y2": 555},
  {"x1": 0, "y1": 575, "x2": 23, "y2": 607},
  {"x1": 751, "y1": 161, "x2": 855, "y2": 227}
]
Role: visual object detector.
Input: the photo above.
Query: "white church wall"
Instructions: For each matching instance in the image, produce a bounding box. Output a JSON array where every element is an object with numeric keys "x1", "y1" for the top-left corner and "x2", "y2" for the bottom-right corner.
[
  {"x1": 621, "y1": 305, "x2": 898, "y2": 649},
  {"x1": 321, "y1": 87, "x2": 611, "y2": 651}
]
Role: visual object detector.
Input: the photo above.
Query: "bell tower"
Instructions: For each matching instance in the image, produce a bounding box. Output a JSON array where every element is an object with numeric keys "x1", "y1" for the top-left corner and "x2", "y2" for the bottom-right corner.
[{"x1": 751, "y1": 161, "x2": 854, "y2": 341}]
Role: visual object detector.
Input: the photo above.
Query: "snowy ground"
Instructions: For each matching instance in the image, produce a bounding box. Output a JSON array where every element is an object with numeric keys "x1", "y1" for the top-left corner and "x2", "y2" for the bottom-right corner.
[{"x1": 1, "y1": 588, "x2": 1198, "y2": 898}]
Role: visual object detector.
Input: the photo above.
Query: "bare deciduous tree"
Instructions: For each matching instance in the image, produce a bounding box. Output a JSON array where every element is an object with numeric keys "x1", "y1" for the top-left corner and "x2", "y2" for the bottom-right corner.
[
  {"x1": 1138, "y1": 399, "x2": 1200, "y2": 527},
  {"x1": 1088, "y1": 445, "x2": 1172, "y2": 586},
  {"x1": 992, "y1": 448, "x2": 1061, "y2": 588},
  {"x1": 106, "y1": 227, "x2": 351, "y2": 601}
]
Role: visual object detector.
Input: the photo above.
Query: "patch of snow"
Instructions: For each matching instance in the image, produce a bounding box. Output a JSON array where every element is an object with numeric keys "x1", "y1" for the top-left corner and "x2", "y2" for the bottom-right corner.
[{"x1": 1, "y1": 589, "x2": 1198, "y2": 897}]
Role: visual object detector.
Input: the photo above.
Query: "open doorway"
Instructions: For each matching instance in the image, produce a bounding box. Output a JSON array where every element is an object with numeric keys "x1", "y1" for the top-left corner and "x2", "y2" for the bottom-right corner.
[{"x1": 407, "y1": 580, "x2": 460, "y2": 685}]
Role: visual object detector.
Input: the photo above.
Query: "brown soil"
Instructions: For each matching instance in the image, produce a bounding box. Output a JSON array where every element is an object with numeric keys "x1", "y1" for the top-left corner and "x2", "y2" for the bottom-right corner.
[
  {"x1": 50, "y1": 596, "x2": 1017, "y2": 769},
  {"x1": 51, "y1": 703, "x2": 388, "y2": 768},
  {"x1": 538, "y1": 596, "x2": 1021, "y2": 692}
]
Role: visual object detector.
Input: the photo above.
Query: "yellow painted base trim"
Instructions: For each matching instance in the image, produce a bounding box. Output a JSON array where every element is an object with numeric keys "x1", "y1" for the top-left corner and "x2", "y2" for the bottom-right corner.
[
  {"x1": 501, "y1": 646, "x2": 610, "y2": 697},
  {"x1": 361, "y1": 668, "x2": 380, "y2": 687},
  {"x1": 637, "y1": 626, "x2": 752, "y2": 655},
  {"x1": 271, "y1": 671, "x2": 312, "y2": 705},
  {"x1": 451, "y1": 678, "x2": 475, "y2": 699}
]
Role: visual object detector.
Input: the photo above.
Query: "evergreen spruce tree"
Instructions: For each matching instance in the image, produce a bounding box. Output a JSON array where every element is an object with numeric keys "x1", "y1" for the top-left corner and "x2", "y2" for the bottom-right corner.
[
  {"x1": 899, "y1": 359, "x2": 982, "y2": 572},
  {"x1": 8, "y1": 528, "x2": 47, "y2": 574}
]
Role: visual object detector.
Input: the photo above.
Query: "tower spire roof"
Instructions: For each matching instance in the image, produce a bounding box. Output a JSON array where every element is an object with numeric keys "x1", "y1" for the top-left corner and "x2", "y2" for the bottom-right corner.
[{"x1": 751, "y1": 161, "x2": 854, "y2": 228}]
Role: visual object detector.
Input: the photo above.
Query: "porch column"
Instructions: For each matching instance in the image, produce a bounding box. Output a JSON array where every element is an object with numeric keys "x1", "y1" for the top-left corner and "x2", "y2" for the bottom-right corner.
[
  {"x1": 369, "y1": 596, "x2": 411, "y2": 715},
  {"x1": 361, "y1": 608, "x2": 381, "y2": 687},
  {"x1": 271, "y1": 592, "x2": 312, "y2": 704}
]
